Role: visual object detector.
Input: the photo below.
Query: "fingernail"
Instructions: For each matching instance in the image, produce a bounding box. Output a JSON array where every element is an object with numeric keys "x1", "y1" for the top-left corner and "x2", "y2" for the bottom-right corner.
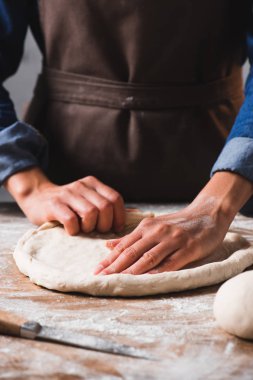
[
  {"x1": 106, "y1": 241, "x2": 114, "y2": 249},
  {"x1": 94, "y1": 265, "x2": 104, "y2": 275},
  {"x1": 99, "y1": 270, "x2": 110, "y2": 276}
]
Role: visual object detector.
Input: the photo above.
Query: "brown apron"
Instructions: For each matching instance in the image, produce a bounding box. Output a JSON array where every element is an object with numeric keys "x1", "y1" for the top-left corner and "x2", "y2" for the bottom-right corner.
[{"x1": 24, "y1": 0, "x2": 249, "y2": 201}]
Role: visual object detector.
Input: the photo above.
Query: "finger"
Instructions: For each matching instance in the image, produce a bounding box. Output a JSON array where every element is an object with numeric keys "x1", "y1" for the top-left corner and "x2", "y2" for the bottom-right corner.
[
  {"x1": 48, "y1": 202, "x2": 80, "y2": 236},
  {"x1": 148, "y1": 249, "x2": 192, "y2": 273},
  {"x1": 100, "y1": 237, "x2": 156, "y2": 275},
  {"x1": 106, "y1": 238, "x2": 122, "y2": 250},
  {"x1": 65, "y1": 193, "x2": 98, "y2": 233},
  {"x1": 83, "y1": 176, "x2": 125, "y2": 232},
  {"x1": 94, "y1": 231, "x2": 141, "y2": 274},
  {"x1": 105, "y1": 191, "x2": 125, "y2": 233},
  {"x1": 77, "y1": 185, "x2": 114, "y2": 233},
  {"x1": 123, "y1": 242, "x2": 180, "y2": 275}
]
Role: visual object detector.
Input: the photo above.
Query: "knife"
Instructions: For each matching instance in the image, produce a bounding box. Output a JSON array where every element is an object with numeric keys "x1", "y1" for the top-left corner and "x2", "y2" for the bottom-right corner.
[{"x1": 0, "y1": 310, "x2": 151, "y2": 360}]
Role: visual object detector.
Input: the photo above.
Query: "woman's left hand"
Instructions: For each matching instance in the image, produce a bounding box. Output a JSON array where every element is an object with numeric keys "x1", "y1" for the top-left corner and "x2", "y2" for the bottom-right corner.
[
  {"x1": 94, "y1": 196, "x2": 231, "y2": 275},
  {"x1": 94, "y1": 172, "x2": 253, "y2": 275}
]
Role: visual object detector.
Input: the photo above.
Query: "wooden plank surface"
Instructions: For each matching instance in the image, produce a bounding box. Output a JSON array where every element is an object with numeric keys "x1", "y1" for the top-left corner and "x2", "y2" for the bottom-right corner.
[{"x1": 0, "y1": 202, "x2": 253, "y2": 380}]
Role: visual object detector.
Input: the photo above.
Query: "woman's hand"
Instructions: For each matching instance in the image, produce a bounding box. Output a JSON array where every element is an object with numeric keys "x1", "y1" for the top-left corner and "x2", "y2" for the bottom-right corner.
[
  {"x1": 94, "y1": 202, "x2": 228, "y2": 274},
  {"x1": 5, "y1": 167, "x2": 125, "y2": 235},
  {"x1": 95, "y1": 172, "x2": 253, "y2": 275}
]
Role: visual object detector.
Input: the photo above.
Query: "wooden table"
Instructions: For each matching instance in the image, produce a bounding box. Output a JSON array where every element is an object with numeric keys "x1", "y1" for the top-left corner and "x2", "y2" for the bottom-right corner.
[{"x1": 1, "y1": 202, "x2": 253, "y2": 380}]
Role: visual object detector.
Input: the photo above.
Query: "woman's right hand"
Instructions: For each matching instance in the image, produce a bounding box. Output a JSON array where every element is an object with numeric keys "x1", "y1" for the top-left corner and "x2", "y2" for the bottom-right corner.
[{"x1": 4, "y1": 167, "x2": 125, "y2": 235}]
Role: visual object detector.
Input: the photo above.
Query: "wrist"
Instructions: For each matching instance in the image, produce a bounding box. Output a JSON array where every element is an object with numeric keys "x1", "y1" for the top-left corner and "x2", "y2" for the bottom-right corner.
[
  {"x1": 4, "y1": 167, "x2": 53, "y2": 203},
  {"x1": 188, "y1": 171, "x2": 253, "y2": 224}
]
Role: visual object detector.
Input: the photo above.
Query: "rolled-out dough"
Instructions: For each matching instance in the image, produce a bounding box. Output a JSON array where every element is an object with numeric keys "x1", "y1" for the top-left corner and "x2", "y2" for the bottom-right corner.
[
  {"x1": 13, "y1": 211, "x2": 253, "y2": 297},
  {"x1": 213, "y1": 270, "x2": 253, "y2": 340}
]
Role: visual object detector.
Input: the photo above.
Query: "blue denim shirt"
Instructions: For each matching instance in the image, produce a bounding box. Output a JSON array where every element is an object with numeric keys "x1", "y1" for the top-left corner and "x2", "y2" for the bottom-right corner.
[
  {"x1": 1, "y1": 0, "x2": 253, "y2": 212},
  {"x1": 0, "y1": 1, "x2": 48, "y2": 179}
]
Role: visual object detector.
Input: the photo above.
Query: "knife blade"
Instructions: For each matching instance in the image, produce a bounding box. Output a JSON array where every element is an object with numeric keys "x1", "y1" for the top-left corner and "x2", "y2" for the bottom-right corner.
[{"x1": 0, "y1": 310, "x2": 151, "y2": 360}]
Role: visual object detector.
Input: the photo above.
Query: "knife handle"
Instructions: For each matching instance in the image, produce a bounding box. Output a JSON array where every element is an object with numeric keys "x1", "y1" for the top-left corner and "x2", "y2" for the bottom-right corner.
[{"x1": 0, "y1": 310, "x2": 27, "y2": 337}]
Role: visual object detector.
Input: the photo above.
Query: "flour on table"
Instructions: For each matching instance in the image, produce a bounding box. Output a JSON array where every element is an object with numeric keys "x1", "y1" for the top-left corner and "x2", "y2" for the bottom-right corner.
[{"x1": 13, "y1": 210, "x2": 253, "y2": 297}]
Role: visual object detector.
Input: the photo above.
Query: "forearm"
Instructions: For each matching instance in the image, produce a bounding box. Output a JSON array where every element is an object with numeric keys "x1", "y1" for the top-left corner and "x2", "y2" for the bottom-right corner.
[{"x1": 188, "y1": 171, "x2": 253, "y2": 224}]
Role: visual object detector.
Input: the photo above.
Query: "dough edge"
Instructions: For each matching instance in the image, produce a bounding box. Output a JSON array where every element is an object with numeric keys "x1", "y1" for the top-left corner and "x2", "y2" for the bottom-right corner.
[{"x1": 13, "y1": 223, "x2": 253, "y2": 297}]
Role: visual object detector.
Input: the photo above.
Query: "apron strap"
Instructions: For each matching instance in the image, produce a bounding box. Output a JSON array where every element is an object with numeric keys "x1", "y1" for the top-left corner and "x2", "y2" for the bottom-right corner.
[{"x1": 34, "y1": 66, "x2": 243, "y2": 110}]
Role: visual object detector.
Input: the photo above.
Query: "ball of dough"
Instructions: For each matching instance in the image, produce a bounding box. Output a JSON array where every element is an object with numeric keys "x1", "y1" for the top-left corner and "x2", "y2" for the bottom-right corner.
[{"x1": 213, "y1": 270, "x2": 253, "y2": 340}]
